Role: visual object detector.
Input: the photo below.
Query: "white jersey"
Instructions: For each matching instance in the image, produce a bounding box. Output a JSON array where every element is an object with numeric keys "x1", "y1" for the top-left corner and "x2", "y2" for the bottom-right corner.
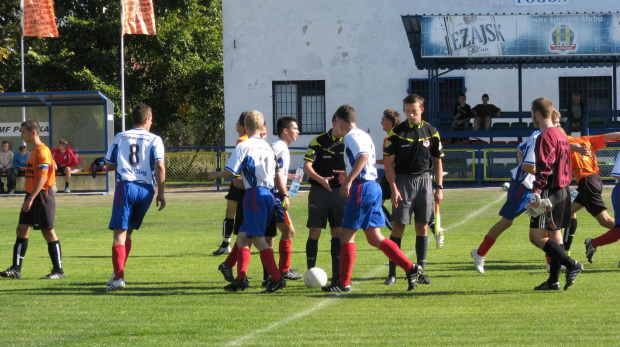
[
  {"x1": 343, "y1": 127, "x2": 378, "y2": 181},
  {"x1": 105, "y1": 128, "x2": 165, "y2": 186},
  {"x1": 509, "y1": 130, "x2": 540, "y2": 189},
  {"x1": 611, "y1": 151, "x2": 620, "y2": 182},
  {"x1": 225, "y1": 136, "x2": 276, "y2": 189},
  {"x1": 271, "y1": 138, "x2": 290, "y2": 180}
]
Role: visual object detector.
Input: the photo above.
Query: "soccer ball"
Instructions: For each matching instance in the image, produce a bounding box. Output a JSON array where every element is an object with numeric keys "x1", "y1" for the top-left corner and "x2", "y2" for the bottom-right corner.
[
  {"x1": 304, "y1": 267, "x2": 328, "y2": 288},
  {"x1": 502, "y1": 182, "x2": 510, "y2": 191}
]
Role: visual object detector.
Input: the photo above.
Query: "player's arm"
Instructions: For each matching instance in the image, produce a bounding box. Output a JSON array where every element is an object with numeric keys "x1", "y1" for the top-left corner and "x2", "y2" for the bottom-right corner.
[
  {"x1": 496, "y1": 107, "x2": 501, "y2": 117},
  {"x1": 208, "y1": 168, "x2": 234, "y2": 180},
  {"x1": 274, "y1": 168, "x2": 290, "y2": 211},
  {"x1": 155, "y1": 159, "x2": 166, "y2": 211},
  {"x1": 339, "y1": 153, "x2": 368, "y2": 198},
  {"x1": 303, "y1": 160, "x2": 333, "y2": 192},
  {"x1": 603, "y1": 132, "x2": 620, "y2": 142},
  {"x1": 433, "y1": 157, "x2": 443, "y2": 204},
  {"x1": 384, "y1": 154, "x2": 401, "y2": 207}
]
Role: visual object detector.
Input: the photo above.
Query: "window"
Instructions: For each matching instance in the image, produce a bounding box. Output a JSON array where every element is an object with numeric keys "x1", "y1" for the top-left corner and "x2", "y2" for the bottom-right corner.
[
  {"x1": 408, "y1": 77, "x2": 465, "y2": 112},
  {"x1": 273, "y1": 80, "x2": 326, "y2": 135},
  {"x1": 559, "y1": 76, "x2": 612, "y2": 111}
]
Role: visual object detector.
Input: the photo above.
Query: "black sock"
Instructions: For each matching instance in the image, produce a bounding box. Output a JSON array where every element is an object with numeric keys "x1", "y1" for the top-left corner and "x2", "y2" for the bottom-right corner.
[
  {"x1": 416, "y1": 235, "x2": 428, "y2": 269},
  {"x1": 65, "y1": 182, "x2": 69, "y2": 189},
  {"x1": 330, "y1": 238, "x2": 341, "y2": 285},
  {"x1": 220, "y1": 218, "x2": 234, "y2": 247},
  {"x1": 306, "y1": 238, "x2": 319, "y2": 269},
  {"x1": 382, "y1": 205, "x2": 392, "y2": 231},
  {"x1": 543, "y1": 239, "x2": 576, "y2": 269},
  {"x1": 47, "y1": 240, "x2": 63, "y2": 273},
  {"x1": 12, "y1": 238, "x2": 29, "y2": 271},
  {"x1": 563, "y1": 218, "x2": 577, "y2": 251},
  {"x1": 387, "y1": 236, "x2": 401, "y2": 277},
  {"x1": 548, "y1": 244, "x2": 563, "y2": 284}
]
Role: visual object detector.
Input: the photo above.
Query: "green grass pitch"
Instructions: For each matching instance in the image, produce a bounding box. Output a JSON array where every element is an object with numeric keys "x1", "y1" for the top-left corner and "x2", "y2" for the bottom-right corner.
[{"x1": 0, "y1": 187, "x2": 619, "y2": 346}]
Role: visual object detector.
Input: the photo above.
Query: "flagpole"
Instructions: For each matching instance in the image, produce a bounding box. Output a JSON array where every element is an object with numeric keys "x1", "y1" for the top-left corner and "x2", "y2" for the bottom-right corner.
[
  {"x1": 120, "y1": 0, "x2": 126, "y2": 132},
  {"x1": 20, "y1": 0, "x2": 26, "y2": 122}
]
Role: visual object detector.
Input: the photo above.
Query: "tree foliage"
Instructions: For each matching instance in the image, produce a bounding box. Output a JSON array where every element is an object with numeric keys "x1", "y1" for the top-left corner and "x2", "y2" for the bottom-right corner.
[{"x1": 0, "y1": 0, "x2": 224, "y2": 146}]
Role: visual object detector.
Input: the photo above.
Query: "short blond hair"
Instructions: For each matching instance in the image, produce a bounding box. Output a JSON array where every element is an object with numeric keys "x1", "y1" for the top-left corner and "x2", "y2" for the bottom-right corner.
[{"x1": 244, "y1": 110, "x2": 265, "y2": 133}]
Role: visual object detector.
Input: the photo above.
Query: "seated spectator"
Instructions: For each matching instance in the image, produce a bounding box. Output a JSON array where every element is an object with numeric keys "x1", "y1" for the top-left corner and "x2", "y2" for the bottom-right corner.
[
  {"x1": 51, "y1": 139, "x2": 79, "y2": 193},
  {"x1": 564, "y1": 91, "x2": 587, "y2": 133},
  {"x1": 7, "y1": 145, "x2": 29, "y2": 194},
  {"x1": 450, "y1": 93, "x2": 472, "y2": 130},
  {"x1": 0, "y1": 140, "x2": 14, "y2": 194},
  {"x1": 472, "y1": 93, "x2": 501, "y2": 131}
]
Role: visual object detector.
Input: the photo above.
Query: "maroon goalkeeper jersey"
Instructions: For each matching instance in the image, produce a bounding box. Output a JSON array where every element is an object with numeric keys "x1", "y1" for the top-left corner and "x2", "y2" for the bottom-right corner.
[{"x1": 533, "y1": 126, "x2": 571, "y2": 191}]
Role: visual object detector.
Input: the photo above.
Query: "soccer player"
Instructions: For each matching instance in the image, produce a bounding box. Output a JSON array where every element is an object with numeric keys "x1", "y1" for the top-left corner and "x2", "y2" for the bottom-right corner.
[
  {"x1": 383, "y1": 94, "x2": 444, "y2": 285},
  {"x1": 303, "y1": 116, "x2": 345, "y2": 285},
  {"x1": 471, "y1": 109, "x2": 585, "y2": 274},
  {"x1": 0, "y1": 120, "x2": 64, "y2": 280},
  {"x1": 212, "y1": 112, "x2": 248, "y2": 256},
  {"x1": 104, "y1": 104, "x2": 166, "y2": 292},
  {"x1": 51, "y1": 139, "x2": 79, "y2": 193},
  {"x1": 525, "y1": 97, "x2": 583, "y2": 291},
  {"x1": 377, "y1": 109, "x2": 401, "y2": 232},
  {"x1": 209, "y1": 111, "x2": 290, "y2": 293},
  {"x1": 321, "y1": 104, "x2": 422, "y2": 293},
  {"x1": 471, "y1": 122, "x2": 540, "y2": 273},
  {"x1": 265, "y1": 116, "x2": 303, "y2": 281},
  {"x1": 584, "y1": 149, "x2": 620, "y2": 263},
  {"x1": 562, "y1": 131, "x2": 620, "y2": 255}
]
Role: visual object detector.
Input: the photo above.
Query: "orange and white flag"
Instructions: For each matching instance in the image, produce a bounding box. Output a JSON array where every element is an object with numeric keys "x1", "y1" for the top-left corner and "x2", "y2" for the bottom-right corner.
[
  {"x1": 123, "y1": 0, "x2": 157, "y2": 35},
  {"x1": 23, "y1": 0, "x2": 59, "y2": 38}
]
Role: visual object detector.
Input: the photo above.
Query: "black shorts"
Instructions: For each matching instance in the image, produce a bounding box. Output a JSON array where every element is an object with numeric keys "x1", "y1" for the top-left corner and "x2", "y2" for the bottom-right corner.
[
  {"x1": 379, "y1": 175, "x2": 391, "y2": 200},
  {"x1": 306, "y1": 185, "x2": 345, "y2": 229},
  {"x1": 574, "y1": 174, "x2": 607, "y2": 217},
  {"x1": 265, "y1": 209, "x2": 278, "y2": 238},
  {"x1": 19, "y1": 190, "x2": 55, "y2": 230},
  {"x1": 233, "y1": 189, "x2": 246, "y2": 235},
  {"x1": 225, "y1": 182, "x2": 243, "y2": 201},
  {"x1": 530, "y1": 187, "x2": 571, "y2": 231}
]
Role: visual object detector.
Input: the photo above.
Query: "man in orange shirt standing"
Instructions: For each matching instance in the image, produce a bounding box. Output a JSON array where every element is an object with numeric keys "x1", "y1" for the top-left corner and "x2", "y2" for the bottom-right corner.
[
  {"x1": 563, "y1": 132, "x2": 620, "y2": 255},
  {"x1": 0, "y1": 120, "x2": 64, "y2": 279}
]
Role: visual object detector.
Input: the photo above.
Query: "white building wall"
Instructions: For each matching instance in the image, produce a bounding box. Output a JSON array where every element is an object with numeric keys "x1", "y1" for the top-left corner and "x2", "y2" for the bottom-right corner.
[{"x1": 223, "y1": 0, "x2": 619, "y2": 150}]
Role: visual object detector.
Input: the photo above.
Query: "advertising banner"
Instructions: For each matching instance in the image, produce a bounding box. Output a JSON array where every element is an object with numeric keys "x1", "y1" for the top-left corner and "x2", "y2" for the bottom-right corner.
[
  {"x1": 23, "y1": 0, "x2": 59, "y2": 38},
  {"x1": 123, "y1": 0, "x2": 157, "y2": 35},
  {"x1": 421, "y1": 14, "x2": 617, "y2": 58}
]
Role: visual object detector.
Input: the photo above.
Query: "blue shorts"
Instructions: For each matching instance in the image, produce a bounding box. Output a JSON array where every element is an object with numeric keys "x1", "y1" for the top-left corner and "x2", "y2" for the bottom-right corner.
[
  {"x1": 109, "y1": 181, "x2": 155, "y2": 231},
  {"x1": 611, "y1": 184, "x2": 620, "y2": 227},
  {"x1": 239, "y1": 187, "x2": 276, "y2": 237},
  {"x1": 498, "y1": 179, "x2": 531, "y2": 221},
  {"x1": 342, "y1": 180, "x2": 385, "y2": 230},
  {"x1": 265, "y1": 194, "x2": 286, "y2": 237}
]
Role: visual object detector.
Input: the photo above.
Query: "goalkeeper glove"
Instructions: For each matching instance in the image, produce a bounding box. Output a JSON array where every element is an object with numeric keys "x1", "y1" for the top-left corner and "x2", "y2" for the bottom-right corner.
[{"x1": 525, "y1": 198, "x2": 552, "y2": 217}]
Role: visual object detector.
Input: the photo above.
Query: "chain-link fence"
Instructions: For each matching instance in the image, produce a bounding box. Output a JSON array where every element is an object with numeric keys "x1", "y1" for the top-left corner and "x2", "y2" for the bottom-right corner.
[{"x1": 162, "y1": 146, "x2": 620, "y2": 186}]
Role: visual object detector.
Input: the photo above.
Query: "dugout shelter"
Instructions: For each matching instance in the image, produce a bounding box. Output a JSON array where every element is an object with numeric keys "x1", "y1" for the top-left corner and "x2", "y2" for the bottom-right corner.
[{"x1": 0, "y1": 91, "x2": 114, "y2": 194}]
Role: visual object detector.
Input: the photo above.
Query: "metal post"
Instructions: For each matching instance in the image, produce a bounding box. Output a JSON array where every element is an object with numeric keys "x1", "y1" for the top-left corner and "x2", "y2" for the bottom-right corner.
[{"x1": 120, "y1": 0, "x2": 126, "y2": 132}]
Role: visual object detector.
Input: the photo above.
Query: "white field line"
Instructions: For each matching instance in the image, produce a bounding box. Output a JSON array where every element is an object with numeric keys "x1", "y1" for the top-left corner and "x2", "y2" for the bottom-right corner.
[{"x1": 224, "y1": 193, "x2": 506, "y2": 346}]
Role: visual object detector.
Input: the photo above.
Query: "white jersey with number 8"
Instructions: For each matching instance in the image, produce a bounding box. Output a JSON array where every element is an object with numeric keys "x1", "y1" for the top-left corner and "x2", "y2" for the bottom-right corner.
[{"x1": 105, "y1": 128, "x2": 165, "y2": 186}]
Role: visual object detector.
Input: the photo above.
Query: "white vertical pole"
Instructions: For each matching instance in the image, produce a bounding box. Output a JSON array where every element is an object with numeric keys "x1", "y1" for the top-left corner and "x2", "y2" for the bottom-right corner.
[
  {"x1": 20, "y1": 0, "x2": 26, "y2": 122},
  {"x1": 120, "y1": 0, "x2": 126, "y2": 131}
]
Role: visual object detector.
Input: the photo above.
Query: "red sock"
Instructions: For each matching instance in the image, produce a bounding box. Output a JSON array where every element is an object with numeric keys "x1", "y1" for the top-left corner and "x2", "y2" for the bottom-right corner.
[
  {"x1": 592, "y1": 227, "x2": 620, "y2": 248},
  {"x1": 379, "y1": 238, "x2": 413, "y2": 273},
  {"x1": 339, "y1": 243, "x2": 356, "y2": 287},
  {"x1": 236, "y1": 247, "x2": 251, "y2": 281},
  {"x1": 225, "y1": 242, "x2": 239, "y2": 268},
  {"x1": 477, "y1": 235, "x2": 496, "y2": 257},
  {"x1": 124, "y1": 238, "x2": 132, "y2": 266},
  {"x1": 259, "y1": 248, "x2": 282, "y2": 281},
  {"x1": 278, "y1": 239, "x2": 292, "y2": 273},
  {"x1": 112, "y1": 244, "x2": 126, "y2": 280}
]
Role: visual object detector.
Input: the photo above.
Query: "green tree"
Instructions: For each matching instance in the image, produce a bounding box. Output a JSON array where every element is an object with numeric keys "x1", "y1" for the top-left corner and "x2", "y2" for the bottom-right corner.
[{"x1": 0, "y1": 0, "x2": 224, "y2": 146}]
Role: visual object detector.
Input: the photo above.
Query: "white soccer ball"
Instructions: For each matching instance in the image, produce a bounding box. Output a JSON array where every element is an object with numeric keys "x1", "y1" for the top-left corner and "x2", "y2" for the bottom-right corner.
[
  {"x1": 304, "y1": 267, "x2": 328, "y2": 288},
  {"x1": 502, "y1": 182, "x2": 510, "y2": 191}
]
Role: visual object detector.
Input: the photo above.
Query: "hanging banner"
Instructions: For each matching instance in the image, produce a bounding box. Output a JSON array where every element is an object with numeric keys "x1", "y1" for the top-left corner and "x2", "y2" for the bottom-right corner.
[
  {"x1": 23, "y1": 0, "x2": 59, "y2": 38},
  {"x1": 123, "y1": 0, "x2": 157, "y2": 35},
  {"x1": 0, "y1": 122, "x2": 50, "y2": 136},
  {"x1": 421, "y1": 14, "x2": 618, "y2": 58}
]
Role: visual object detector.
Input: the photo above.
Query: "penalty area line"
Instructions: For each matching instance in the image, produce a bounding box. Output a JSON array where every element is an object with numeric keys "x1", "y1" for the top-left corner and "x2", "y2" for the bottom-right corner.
[{"x1": 224, "y1": 193, "x2": 504, "y2": 346}]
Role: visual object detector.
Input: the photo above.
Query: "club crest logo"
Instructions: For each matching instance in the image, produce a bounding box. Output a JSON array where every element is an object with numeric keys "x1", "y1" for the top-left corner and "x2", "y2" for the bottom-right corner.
[
  {"x1": 550, "y1": 24, "x2": 576, "y2": 52},
  {"x1": 423, "y1": 139, "x2": 430, "y2": 148}
]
